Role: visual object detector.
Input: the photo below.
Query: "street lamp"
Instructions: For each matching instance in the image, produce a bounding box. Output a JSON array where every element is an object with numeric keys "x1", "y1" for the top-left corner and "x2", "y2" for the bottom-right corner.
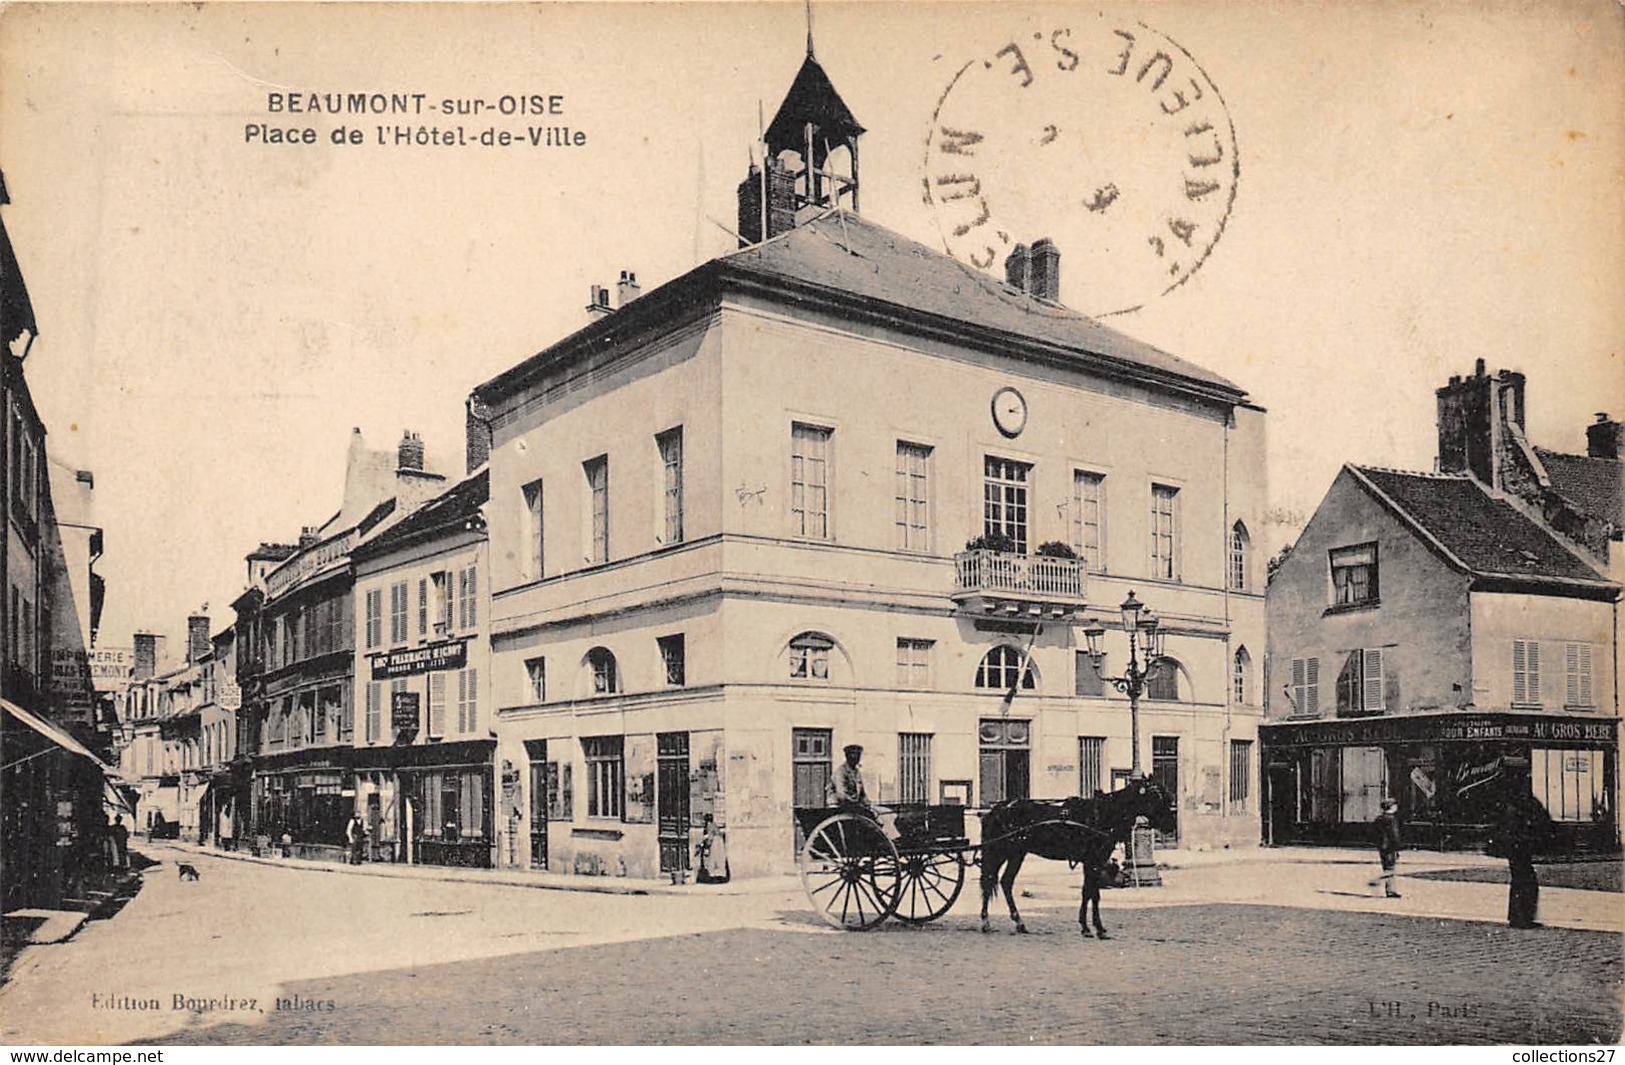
[{"x1": 1082, "y1": 590, "x2": 1166, "y2": 779}]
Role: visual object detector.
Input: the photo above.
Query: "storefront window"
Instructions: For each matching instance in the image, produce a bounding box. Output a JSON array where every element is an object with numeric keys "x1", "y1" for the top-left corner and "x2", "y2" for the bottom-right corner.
[{"x1": 1531, "y1": 748, "x2": 1605, "y2": 823}]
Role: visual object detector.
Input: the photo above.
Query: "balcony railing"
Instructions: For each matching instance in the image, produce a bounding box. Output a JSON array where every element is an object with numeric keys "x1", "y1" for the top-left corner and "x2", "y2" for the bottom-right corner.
[{"x1": 952, "y1": 549, "x2": 1086, "y2": 604}]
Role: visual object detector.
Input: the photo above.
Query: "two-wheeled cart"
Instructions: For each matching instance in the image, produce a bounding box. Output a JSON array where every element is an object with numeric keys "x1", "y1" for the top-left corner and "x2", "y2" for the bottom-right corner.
[{"x1": 794, "y1": 804, "x2": 975, "y2": 930}]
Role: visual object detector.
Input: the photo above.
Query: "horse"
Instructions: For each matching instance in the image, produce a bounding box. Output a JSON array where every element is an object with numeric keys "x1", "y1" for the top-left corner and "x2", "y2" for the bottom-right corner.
[{"x1": 978, "y1": 778, "x2": 1176, "y2": 937}]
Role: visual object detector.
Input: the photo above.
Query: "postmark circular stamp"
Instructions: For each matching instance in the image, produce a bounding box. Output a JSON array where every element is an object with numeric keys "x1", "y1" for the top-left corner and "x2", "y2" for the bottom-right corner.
[{"x1": 923, "y1": 17, "x2": 1239, "y2": 317}]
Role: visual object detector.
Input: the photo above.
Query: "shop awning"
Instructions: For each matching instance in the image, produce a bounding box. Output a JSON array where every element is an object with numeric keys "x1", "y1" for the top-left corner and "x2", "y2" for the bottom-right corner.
[{"x1": 2, "y1": 697, "x2": 115, "y2": 773}]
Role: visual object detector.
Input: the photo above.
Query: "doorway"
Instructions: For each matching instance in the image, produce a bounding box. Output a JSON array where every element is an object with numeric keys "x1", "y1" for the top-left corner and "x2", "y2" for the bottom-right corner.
[
  {"x1": 657, "y1": 732, "x2": 690, "y2": 874},
  {"x1": 525, "y1": 739, "x2": 548, "y2": 870},
  {"x1": 1151, "y1": 735, "x2": 1180, "y2": 846}
]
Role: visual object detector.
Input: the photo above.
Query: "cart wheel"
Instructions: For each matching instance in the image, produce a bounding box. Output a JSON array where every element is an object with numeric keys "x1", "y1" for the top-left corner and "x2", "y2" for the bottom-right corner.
[
  {"x1": 799, "y1": 813, "x2": 901, "y2": 931},
  {"x1": 893, "y1": 850, "x2": 966, "y2": 924}
]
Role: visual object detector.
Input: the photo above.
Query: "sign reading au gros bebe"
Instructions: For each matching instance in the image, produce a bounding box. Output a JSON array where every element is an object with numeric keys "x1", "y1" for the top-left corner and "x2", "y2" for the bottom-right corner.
[{"x1": 370, "y1": 640, "x2": 468, "y2": 681}]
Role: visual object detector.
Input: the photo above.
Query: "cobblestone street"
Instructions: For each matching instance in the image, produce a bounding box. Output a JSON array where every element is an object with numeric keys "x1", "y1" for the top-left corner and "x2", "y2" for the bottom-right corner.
[{"x1": 1, "y1": 843, "x2": 1618, "y2": 1045}]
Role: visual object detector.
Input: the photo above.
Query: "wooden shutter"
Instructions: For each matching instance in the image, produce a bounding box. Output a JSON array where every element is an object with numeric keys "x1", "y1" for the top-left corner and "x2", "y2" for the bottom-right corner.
[
  {"x1": 1513, "y1": 640, "x2": 1527, "y2": 704},
  {"x1": 1362, "y1": 648, "x2": 1384, "y2": 711},
  {"x1": 1305, "y1": 657, "x2": 1319, "y2": 713},
  {"x1": 1528, "y1": 641, "x2": 1540, "y2": 703},
  {"x1": 429, "y1": 673, "x2": 447, "y2": 736},
  {"x1": 1579, "y1": 642, "x2": 1592, "y2": 706}
]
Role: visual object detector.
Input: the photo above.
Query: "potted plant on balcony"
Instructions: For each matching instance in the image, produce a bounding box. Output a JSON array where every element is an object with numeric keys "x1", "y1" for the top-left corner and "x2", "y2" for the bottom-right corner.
[
  {"x1": 964, "y1": 533, "x2": 1018, "y2": 554},
  {"x1": 1035, "y1": 541, "x2": 1078, "y2": 559}
]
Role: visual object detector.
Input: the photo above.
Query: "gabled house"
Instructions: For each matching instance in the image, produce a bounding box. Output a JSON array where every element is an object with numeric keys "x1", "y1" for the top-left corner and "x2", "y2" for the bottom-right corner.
[{"x1": 1264, "y1": 365, "x2": 1620, "y2": 854}]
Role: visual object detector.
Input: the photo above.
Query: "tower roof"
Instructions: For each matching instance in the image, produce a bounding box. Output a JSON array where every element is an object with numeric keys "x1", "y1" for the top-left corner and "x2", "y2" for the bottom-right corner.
[{"x1": 764, "y1": 52, "x2": 864, "y2": 155}]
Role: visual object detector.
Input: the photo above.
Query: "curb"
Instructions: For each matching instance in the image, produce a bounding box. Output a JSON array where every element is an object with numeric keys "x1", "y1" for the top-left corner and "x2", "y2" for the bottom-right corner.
[{"x1": 145, "y1": 841, "x2": 777, "y2": 898}]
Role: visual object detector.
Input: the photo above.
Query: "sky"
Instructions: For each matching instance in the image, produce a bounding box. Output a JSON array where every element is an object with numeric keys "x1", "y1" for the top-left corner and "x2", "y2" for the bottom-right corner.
[{"x1": 2, "y1": 0, "x2": 1621, "y2": 654}]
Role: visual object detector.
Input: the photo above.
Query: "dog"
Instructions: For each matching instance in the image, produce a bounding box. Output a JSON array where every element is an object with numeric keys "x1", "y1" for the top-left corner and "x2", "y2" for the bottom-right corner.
[{"x1": 176, "y1": 862, "x2": 200, "y2": 881}]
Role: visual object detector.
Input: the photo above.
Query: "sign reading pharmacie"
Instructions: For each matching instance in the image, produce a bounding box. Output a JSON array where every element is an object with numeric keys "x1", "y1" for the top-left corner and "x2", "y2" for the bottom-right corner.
[{"x1": 370, "y1": 639, "x2": 468, "y2": 681}]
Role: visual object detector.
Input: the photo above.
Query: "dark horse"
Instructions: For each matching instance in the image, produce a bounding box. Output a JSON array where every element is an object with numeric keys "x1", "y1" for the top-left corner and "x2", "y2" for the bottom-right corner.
[{"x1": 979, "y1": 778, "x2": 1176, "y2": 937}]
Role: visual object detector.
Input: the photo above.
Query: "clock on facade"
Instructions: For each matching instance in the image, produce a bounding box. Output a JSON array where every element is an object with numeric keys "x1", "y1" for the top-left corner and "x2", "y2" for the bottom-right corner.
[{"x1": 992, "y1": 386, "x2": 1028, "y2": 438}]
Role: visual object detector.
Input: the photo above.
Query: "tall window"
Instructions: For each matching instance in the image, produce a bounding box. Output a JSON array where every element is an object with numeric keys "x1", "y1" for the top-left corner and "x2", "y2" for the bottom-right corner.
[
  {"x1": 790, "y1": 423, "x2": 832, "y2": 539},
  {"x1": 898, "y1": 733, "x2": 933, "y2": 804},
  {"x1": 1230, "y1": 739, "x2": 1253, "y2": 810},
  {"x1": 1336, "y1": 648, "x2": 1385, "y2": 714},
  {"x1": 1079, "y1": 736, "x2": 1105, "y2": 796},
  {"x1": 658, "y1": 634, "x2": 686, "y2": 687},
  {"x1": 1290, "y1": 656, "x2": 1320, "y2": 715},
  {"x1": 521, "y1": 479, "x2": 544, "y2": 579},
  {"x1": 427, "y1": 674, "x2": 445, "y2": 737},
  {"x1": 1229, "y1": 521, "x2": 1250, "y2": 591},
  {"x1": 1075, "y1": 651, "x2": 1105, "y2": 697},
  {"x1": 1513, "y1": 639, "x2": 1541, "y2": 706},
  {"x1": 583, "y1": 736, "x2": 624, "y2": 819},
  {"x1": 431, "y1": 571, "x2": 452, "y2": 632},
  {"x1": 896, "y1": 638, "x2": 932, "y2": 689},
  {"x1": 984, "y1": 457, "x2": 1031, "y2": 553},
  {"x1": 418, "y1": 578, "x2": 429, "y2": 636},
  {"x1": 1150, "y1": 484, "x2": 1179, "y2": 580},
  {"x1": 975, "y1": 645, "x2": 1036, "y2": 691},
  {"x1": 364, "y1": 682, "x2": 381, "y2": 743},
  {"x1": 791, "y1": 728, "x2": 832, "y2": 809},
  {"x1": 456, "y1": 668, "x2": 479, "y2": 733},
  {"x1": 788, "y1": 633, "x2": 833, "y2": 681},
  {"x1": 456, "y1": 564, "x2": 478, "y2": 630},
  {"x1": 525, "y1": 657, "x2": 546, "y2": 703},
  {"x1": 1073, "y1": 471, "x2": 1105, "y2": 572},
  {"x1": 389, "y1": 581, "x2": 409, "y2": 644},
  {"x1": 657, "y1": 427, "x2": 684, "y2": 545},
  {"x1": 979, "y1": 718, "x2": 1031, "y2": 805},
  {"x1": 1232, "y1": 647, "x2": 1252, "y2": 706},
  {"x1": 586, "y1": 647, "x2": 618, "y2": 695},
  {"x1": 1330, "y1": 544, "x2": 1378, "y2": 606},
  {"x1": 895, "y1": 441, "x2": 931, "y2": 552},
  {"x1": 1145, "y1": 657, "x2": 1181, "y2": 701},
  {"x1": 1564, "y1": 641, "x2": 1594, "y2": 708},
  {"x1": 584, "y1": 457, "x2": 609, "y2": 564}
]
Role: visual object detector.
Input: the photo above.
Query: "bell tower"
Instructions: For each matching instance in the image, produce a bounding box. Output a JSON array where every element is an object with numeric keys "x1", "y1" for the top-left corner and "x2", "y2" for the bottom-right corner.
[{"x1": 737, "y1": 37, "x2": 865, "y2": 246}]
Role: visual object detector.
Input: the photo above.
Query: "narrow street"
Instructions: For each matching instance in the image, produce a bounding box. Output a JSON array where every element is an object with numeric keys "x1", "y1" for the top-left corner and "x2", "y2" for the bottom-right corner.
[{"x1": 1, "y1": 844, "x2": 1618, "y2": 1045}]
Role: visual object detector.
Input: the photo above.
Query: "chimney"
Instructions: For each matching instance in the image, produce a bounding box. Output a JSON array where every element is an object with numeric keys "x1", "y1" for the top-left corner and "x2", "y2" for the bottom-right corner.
[
  {"x1": 616, "y1": 270, "x2": 641, "y2": 307},
  {"x1": 186, "y1": 614, "x2": 210, "y2": 665},
  {"x1": 298, "y1": 526, "x2": 321, "y2": 550},
  {"x1": 1030, "y1": 238, "x2": 1061, "y2": 302},
  {"x1": 1004, "y1": 244, "x2": 1031, "y2": 291},
  {"x1": 586, "y1": 284, "x2": 613, "y2": 320},
  {"x1": 465, "y1": 395, "x2": 492, "y2": 473},
  {"x1": 1437, "y1": 365, "x2": 1495, "y2": 485},
  {"x1": 398, "y1": 430, "x2": 425, "y2": 472},
  {"x1": 133, "y1": 632, "x2": 163, "y2": 680},
  {"x1": 736, "y1": 158, "x2": 797, "y2": 247},
  {"x1": 1587, "y1": 413, "x2": 1623, "y2": 460}
]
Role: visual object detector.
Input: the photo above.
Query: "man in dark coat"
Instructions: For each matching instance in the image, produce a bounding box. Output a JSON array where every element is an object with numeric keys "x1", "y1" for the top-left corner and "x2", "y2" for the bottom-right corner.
[
  {"x1": 1499, "y1": 789, "x2": 1549, "y2": 929},
  {"x1": 1369, "y1": 797, "x2": 1403, "y2": 897}
]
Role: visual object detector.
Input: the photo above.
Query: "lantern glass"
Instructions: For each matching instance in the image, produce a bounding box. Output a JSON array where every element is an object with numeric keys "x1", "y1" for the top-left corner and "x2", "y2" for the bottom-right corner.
[
  {"x1": 1138, "y1": 613, "x2": 1160, "y2": 656},
  {"x1": 1083, "y1": 625, "x2": 1106, "y2": 660},
  {"x1": 1118, "y1": 591, "x2": 1142, "y2": 634}
]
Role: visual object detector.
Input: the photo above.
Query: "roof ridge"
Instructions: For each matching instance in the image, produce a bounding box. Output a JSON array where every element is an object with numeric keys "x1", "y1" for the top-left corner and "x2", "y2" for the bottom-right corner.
[{"x1": 1351, "y1": 464, "x2": 1472, "y2": 480}]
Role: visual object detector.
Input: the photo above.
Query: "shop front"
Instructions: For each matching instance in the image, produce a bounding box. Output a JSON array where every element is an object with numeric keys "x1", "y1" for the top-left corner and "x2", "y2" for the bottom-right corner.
[
  {"x1": 1262, "y1": 712, "x2": 1619, "y2": 854},
  {"x1": 250, "y1": 747, "x2": 353, "y2": 859},
  {"x1": 352, "y1": 739, "x2": 495, "y2": 868}
]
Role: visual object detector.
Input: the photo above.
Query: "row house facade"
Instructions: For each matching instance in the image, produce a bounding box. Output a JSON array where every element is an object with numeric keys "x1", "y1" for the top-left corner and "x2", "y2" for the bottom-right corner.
[
  {"x1": 1264, "y1": 363, "x2": 1621, "y2": 853},
  {"x1": 350, "y1": 469, "x2": 493, "y2": 868},
  {"x1": 2, "y1": 170, "x2": 117, "y2": 911},
  {"x1": 473, "y1": 52, "x2": 1268, "y2": 879}
]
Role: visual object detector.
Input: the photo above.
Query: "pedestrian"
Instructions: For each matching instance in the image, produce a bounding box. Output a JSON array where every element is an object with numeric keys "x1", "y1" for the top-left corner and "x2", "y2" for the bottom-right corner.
[
  {"x1": 345, "y1": 813, "x2": 368, "y2": 865},
  {"x1": 112, "y1": 814, "x2": 129, "y2": 870},
  {"x1": 1498, "y1": 790, "x2": 1548, "y2": 929},
  {"x1": 1368, "y1": 797, "x2": 1402, "y2": 898}
]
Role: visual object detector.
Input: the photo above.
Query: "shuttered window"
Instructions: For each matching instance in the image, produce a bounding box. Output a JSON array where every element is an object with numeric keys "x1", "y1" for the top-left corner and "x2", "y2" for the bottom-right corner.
[
  {"x1": 1564, "y1": 641, "x2": 1593, "y2": 708},
  {"x1": 1513, "y1": 640, "x2": 1541, "y2": 706},
  {"x1": 898, "y1": 733, "x2": 933, "y2": 804},
  {"x1": 1290, "y1": 656, "x2": 1320, "y2": 715},
  {"x1": 428, "y1": 673, "x2": 447, "y2": 737},
  {"x1": 1079, "y1": 736, "x2": 1105, "y2": 797}
]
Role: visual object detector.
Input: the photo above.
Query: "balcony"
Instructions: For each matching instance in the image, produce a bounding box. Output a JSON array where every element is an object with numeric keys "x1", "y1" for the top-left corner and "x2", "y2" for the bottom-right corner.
[{"x1": 952, "y1": 550, "x2": 1087, "y2": 620}]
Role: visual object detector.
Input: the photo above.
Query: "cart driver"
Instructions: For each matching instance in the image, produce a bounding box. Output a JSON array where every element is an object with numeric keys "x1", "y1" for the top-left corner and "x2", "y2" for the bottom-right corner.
[
  {"x1": 828, "y1": 744, "x2": 903, "y2": 841},
  {"x1": 828, "y1": 744, "x2": 870, "y2": 809}
]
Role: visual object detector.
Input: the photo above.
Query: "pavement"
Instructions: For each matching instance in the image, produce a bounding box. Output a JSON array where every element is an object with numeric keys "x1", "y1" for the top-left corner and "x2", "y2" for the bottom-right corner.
[{"x1": 0, "y1": 840, "x2": 1616, "y2": 1045}]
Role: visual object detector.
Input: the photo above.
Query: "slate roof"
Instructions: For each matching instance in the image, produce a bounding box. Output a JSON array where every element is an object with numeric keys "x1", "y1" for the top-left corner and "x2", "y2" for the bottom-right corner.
[
  {"x1": 1350, "y1": 466, "x2": 1614, "y2": 589},
  {"x1": 720, "y1": 213, "x2": 1243, "y2": 394},
  {"x1": 354, "y1": 469, "x2": 487, "y2": 561},
  {"x1": 478, "y1": 212, "x2": 1248, "y2": 407},
  {"x1": 1534, "y1": 447, "x2": 1623, "y2": 529}
]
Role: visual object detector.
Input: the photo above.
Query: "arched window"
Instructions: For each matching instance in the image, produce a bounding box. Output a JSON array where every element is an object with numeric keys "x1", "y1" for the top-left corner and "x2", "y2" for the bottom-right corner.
[
  {"x1": 1229, "y1": 521, "x2": 1251, "y2": 592},
  {"x1": 1146, "y1": 657, "x2": 1181, "y2": 701},
  {"x1": 788, "y1": 633, "x2": 834, "y2": 681},
  {"x1": 976, "y1": 645, "x2": 1037, "y2": 691},
  {"x1": 585, "y1": 647, "x2": 619, "y2": 695},
  {"x1": 1233, "y1": 647, "x2": 1252, "y2": 706}
]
